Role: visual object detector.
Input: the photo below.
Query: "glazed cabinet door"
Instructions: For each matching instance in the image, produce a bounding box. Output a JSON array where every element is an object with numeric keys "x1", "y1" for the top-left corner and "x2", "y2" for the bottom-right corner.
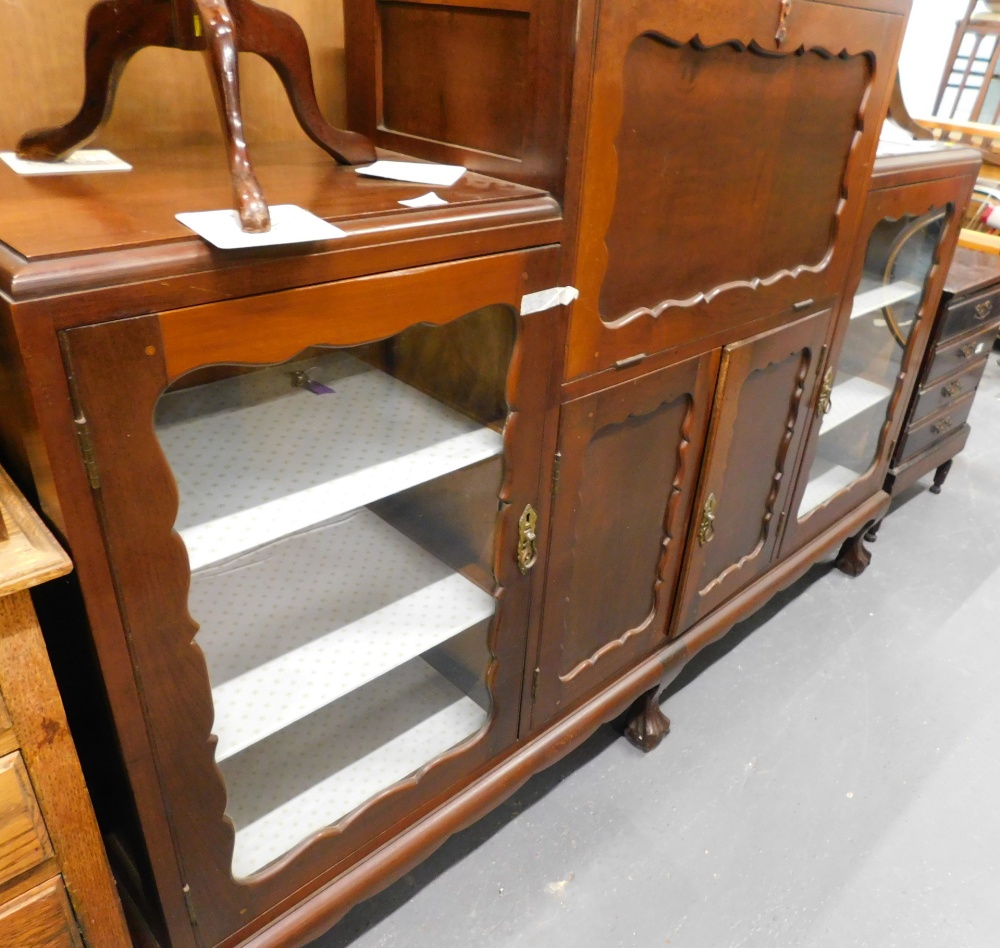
[
  {"x1": 529, "y1": 351, "x2": 717, "y2": 729},
  {"x1": 58, "y1": 249, "x2": 561, "y2": 948},
  {"x1": 781, "y1": 176, "x2": 968, "y2": 556},
  {"x1": 671, "y1": 308, "x2": 831, "y2": 637},
  {"x1": 564, "y1": 0, "x2": 908, "y2": 379}
]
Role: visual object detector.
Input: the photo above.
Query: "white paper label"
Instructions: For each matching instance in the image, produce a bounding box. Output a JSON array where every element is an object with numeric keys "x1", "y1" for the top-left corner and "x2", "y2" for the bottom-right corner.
[
  {"x1": 398, "y1": 191, "x2": 449, "y2": 208},
  {"x1": 175, "y1": 205, "x2": 347, "y2": 250},
  {"x1": 356, "y1": 160, "x2": 466, "y2": 187},
  {"x1": 520, "y1": 286, "x2": 580, "y2": 315},
  {"x1": 1, "y1": 149, "x2": 132, "y2": 175}
]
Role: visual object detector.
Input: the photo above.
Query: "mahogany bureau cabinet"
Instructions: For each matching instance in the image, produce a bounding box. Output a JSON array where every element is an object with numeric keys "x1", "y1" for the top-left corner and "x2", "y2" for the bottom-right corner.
[{"x1": 0, "y1": 1, "x2": 979, "y2": 947}]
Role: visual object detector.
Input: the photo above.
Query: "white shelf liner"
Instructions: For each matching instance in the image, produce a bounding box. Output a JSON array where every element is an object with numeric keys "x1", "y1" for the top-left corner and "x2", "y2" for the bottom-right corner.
[
  {"x1": 850, "y1": 280, "x2": 922, "y2": 321},
  {"x1": 819, "y1": 375, "x2": 892, "y2": 435},
  {"x1": 156, "y1": 353, "x2": 503, "y2": 571},
  {"x1": 223, "y1": 657, "x2": 487, "y2": 877},
  {"x1": 190, "y1": 508, "x2": 495, "y2": 761},
  {"x1": 799, "y1": 459, "x2": 862, "y2": 515}
]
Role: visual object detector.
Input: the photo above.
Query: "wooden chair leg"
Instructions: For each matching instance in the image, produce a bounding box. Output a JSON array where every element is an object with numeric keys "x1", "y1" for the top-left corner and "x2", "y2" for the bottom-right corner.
[
  {"x1": 230, "y1": 0, "x2": 376, "y2": 165},
  {"x1": 16, "y1": 0, "x2": 176, "y2": 161},
  {"x1": 193, "y1": 0, "x2": 271, "y2": 233}
]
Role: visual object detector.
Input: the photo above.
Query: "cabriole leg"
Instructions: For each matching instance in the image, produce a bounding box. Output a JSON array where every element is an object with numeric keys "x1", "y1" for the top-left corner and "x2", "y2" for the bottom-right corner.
[
  {"x1": 835, "y1": 524, "x2": 872, "y2": 577},
  {"x1": 623, "y1": 685, "x2": 670, "y2": 753}
]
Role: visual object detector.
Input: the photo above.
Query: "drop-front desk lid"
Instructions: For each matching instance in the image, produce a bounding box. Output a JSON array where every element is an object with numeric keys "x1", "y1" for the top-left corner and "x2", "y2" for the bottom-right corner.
[{"x1": 0, "y1": 142, "x2": 562, "y2": 300}]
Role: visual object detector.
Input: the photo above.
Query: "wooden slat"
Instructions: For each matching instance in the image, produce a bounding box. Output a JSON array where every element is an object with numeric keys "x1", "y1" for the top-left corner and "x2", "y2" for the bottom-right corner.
[
  {"x1": 0, "y1": 876, "x2": 83, "y2": 948},
  {"x1": 959, "y1": 227, "x2": 1000, "y2": 254},
  {"x1": 0, "y1": 752, "x2": 54, "y2": 890},
  {"x1": 0, "y1": 467, "x2": 72, "y2": 599}
]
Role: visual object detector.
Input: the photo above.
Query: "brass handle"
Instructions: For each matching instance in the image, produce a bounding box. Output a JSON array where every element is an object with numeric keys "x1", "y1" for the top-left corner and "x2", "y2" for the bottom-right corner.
[
  {"x1": 816, "y1": 367, "x2": 835, "y2": 416},
  {"x1": 975, "y1": 299, "x2": 993, "y2": 320},
  {"x1": 942, "y1": 380, "x2": 964, "y2": 398},
  {"x1": 958, "y1": 343, "x2": 977, "y2": 359},
  {"x1": 931, "y1": 417, "x2": 953, "y2": 436},
  {"x1": 517, "y1": 504, "x2": 539, "y2": 574},
  {"x1": 698, "y1": 493, "x2": 718, "y2": 546}
]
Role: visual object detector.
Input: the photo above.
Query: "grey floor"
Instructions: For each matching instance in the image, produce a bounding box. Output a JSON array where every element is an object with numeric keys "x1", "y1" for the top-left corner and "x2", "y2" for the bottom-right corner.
[{"x1": 312, "y1": 355, "x2": 1000, "y2": 948}]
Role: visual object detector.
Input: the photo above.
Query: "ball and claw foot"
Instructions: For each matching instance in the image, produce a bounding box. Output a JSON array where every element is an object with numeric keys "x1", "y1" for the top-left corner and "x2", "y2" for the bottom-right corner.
[
  {"x1": 623, "y1": 686, "x2": 670, "y2": 753},
  {"x1": 930, "y1": 459, "x2": 953, "y2": 495},
  {"x1": 835, "y1": 526, "x2": 872, "y2": 577}
]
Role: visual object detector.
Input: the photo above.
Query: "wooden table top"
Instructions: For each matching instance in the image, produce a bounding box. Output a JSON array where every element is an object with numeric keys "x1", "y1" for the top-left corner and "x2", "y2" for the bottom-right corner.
[{"x1": 0, "y1": 142, "x2": 552, "y2": 262}]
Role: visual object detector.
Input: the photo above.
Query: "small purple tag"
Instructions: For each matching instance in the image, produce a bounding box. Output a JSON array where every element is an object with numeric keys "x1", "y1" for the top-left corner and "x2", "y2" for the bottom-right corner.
[{"x1": 304, "y1": 379, "x2": 335, "y2": 395}]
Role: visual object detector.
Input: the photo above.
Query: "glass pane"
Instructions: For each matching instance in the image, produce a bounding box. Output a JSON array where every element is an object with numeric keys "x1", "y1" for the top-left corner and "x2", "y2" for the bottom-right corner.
[
  {"x1": 153, "y1": 305, "x2": 514, "y2": 877},
  {"x1": 799, "y1": 209, "x2": 947, "y2": 516}
]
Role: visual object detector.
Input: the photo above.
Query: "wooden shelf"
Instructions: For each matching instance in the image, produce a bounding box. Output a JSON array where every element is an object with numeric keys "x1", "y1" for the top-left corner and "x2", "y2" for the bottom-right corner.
[
  {"x1": 192, "y1": 507, "x2": 495, "y2": 762},
  {"x1": 850, "y1": 279, "x2": 922, "y2": 321},
  {"x1": 156, "y1": 353, "x2": 503, "y2": 571},
  {"x1": 819, "y1": 375, "x2": 892, "y2": 436},
  {"x1": 221, "y1": 657, "x2": 487, "y2": 878}
]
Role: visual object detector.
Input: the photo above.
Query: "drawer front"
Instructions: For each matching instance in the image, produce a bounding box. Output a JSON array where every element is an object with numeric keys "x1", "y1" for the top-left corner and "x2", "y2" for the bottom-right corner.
[
  {"x1": 0, "y1": 752, "x2": 53, "y2": 889},
  {"x1": 940, "y1": 286, "x2": 1000, "y2": 342},
  {"x1": 925, "y1": 323, "x2": 1000, "y2": 385},
  {"x1": 910, "y1": 357, "x2": 989, "y2": 425},
  {"x1": 898, "y1": 391, "x2": 976, "y2": 461},
  {"x1": 0, "y1": 877, "x2": 82, "y2": 948},
  {"x1": 0, "y1": 695, "x2": 14, "y2": 757}
]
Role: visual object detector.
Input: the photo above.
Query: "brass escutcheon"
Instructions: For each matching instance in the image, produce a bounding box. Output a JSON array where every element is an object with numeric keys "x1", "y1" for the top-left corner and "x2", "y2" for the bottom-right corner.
[
  {"x1": 816, "y1": 367, "x2": 835, "y2": 416},
  {"x1": 931, "y1": 417, "x2": 953, "y2": 436},
  {"x1": 942, "y1": 380, "x2": 964, "y2": 398},
  {"x1": 975, "y1": 299, "x2": 993, "y2": 320},
  {"x1": 517, "y1": 504, "x2": 539, "y2": 574},
  {"x1": 698, "y1": 493, "x2": 718, "y2": 546}
]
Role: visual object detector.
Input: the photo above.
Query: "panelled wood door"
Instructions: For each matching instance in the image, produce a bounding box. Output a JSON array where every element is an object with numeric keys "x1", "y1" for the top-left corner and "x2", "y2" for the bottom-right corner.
[
  {"x1": 58, "y1": 249, "x2": 561, "y2": 948},
  {"x1": 564, "y1": 0, "x2": 908, "y2": 379},
  {"x1": 670, "y1": 308, "x2": 831, "y2": 638},
  {"x1": 780, "y1": 175, "x2": 970, "y2": 558},
  {"x1": 530, "y1": 351, "x2": 718, "y2": 730}
]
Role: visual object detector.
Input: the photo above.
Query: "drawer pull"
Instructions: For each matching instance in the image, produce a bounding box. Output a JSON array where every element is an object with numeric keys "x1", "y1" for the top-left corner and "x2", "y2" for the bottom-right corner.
[
  {"x1": 942, "y1": 380, "x2": 964, "y2": 398},
  {"x1": 931, "y1": 417, "x2": 953, "y2": 436},
  {"x1": 517, "y1": 504, "x2": 539, "y2": 574},
  {"x1": 792, "y1": 298, "x2": 815, "y2": 311},
  {"x1": 957, "y1": 342, "x2": 977, "y2": 359},
  {"x1": 975, "y1": 299, "x2": 994, "y2": 320},
  {"x1": 698, "y1": 493, "x2": 718, "y2": 546},
  {"x1": 614, "y1": 353, "x2": 648, "y2": 370}
]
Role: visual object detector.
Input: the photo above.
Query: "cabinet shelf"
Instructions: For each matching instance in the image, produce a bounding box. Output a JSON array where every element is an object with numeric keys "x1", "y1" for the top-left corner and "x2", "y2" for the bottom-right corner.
[
  {"x1": 222, "y1": 657, "x2": 487, "y2": 878},
  {"x1": 850, "y1": 279, "x2": 922, "y2": 321},
  {"x1": 799, "y1": 459, "x2": 861, "y2": 514},
  {"x1": 191, "y1": 508, "x2": 496, "y2": 762},
  {"x1": 156, "y1": 354, "x2": 504, "y2": 571},
  {"x1": 819, "y1": 375, "x2": 892, "y2": 435}
]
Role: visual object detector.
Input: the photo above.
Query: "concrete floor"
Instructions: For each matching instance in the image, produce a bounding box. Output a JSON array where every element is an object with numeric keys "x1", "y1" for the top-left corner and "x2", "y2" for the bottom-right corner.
[{"x1": 312, "y1": 355, "x2": 1000, "y2": 948}]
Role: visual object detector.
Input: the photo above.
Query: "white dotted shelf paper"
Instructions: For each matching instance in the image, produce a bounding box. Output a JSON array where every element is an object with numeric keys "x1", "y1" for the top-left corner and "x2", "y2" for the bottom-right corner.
[
  {"x1": 223, "y1": 657, "x2": 487, "y2": 877},
  {"x1": 819, "y1": 375, "x2": 892, "y2": 436},
  {"x1": 850, "y1": 280, "x2": 922, "y2": 321},
  {"x1": 156, "y1": 353, "x2": 503, "y2": 571},
  {"x1": 191, "y1": 508, "x2": 495, "y2": 761}
]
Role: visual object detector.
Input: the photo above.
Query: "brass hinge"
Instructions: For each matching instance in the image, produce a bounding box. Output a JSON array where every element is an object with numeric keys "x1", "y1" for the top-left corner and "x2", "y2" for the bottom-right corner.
[
  {"x1": 551, "y1": 451, "x2": 562, "y2": 497},
  {"x1": 74, "y1": 414, "x2": 102, "y2": 490},
  {"x1": 531, "y1": 667, "x2": 541, "y2": 700},
  {"x1": 182, "y1": 884, "x2": 198, "y2": 928}
]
